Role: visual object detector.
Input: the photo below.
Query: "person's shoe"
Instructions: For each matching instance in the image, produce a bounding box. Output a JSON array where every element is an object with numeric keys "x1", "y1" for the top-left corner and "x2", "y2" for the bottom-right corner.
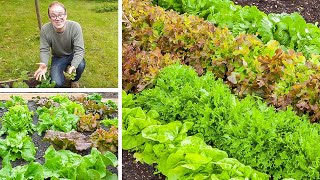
[{"x1": 71, "y1": 81, "x2": 80, "y2": 88}]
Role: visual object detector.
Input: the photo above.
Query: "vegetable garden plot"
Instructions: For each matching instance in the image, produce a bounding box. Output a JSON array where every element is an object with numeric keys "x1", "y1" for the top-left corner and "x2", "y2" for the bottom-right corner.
[
  {"x1": 0, "y1": 72, "x2": 72, "y2": 88},
  {"x1": 153, "y1": 0, "x2": 320, "y2": 58},
  {"x1": 123, "y1": 0, "x2": 320, "y2": 122},
  {"x1": 0, "y1": 93, "x2": 118, "y2": 179},
  {"x1": 122, "y1": 0, "x2": 320, "y2": 179},
  {"x1": 233, "y1": 0, "x2": 320, "y2": 24},
  {"x1": 123, "y1": 64, "x2": 320, "y2": 179}
]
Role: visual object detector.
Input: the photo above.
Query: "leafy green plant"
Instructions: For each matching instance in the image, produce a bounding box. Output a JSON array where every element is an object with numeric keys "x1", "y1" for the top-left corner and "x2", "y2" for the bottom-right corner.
[
  {"x1": 43, "y1": 130, "x2": 92, "y2": 152},
  {"x1": 133, "y1": 64, "x2": 320, "y2": 179},
  {"x1": 0, "y1": 96, "x2": 37, "y2": 163},
  {"x1": 122, "y1": 90, "x2": 135, "y2": 108},
  {"x1": 90, "y1": 127, "x2": 118, "y2": 153},
  {"x1": 105, "y1": 100, "x2": 118, "y2": 110},
  {"x1": 49, "y1": 94, "x2": 85, "y2": 115},
  {"x1": 0, "y1": 131, "x2": 37, "y2": 161},
  {"x1": 87, "y1": 93, "x2": 103, "y2": 102},
  {"x1": 43, "y1": 146, "x2": 118, "y2": 180},
  {"x1": 0, "y1": 145, "x2": 118, "y2": 180},
  {"x1": 100, "y1": 118, "x2": 118, "y2": 128},
  {"x1": 0, "y1": 94, "x2": 118, "y2": 179},
  {"x1": 2, "y1": 95, "x2": 27, "y2": 109},
  {"x1": 32, "y1": 96, "x2": 60, "y2": 108},
  {"x1": 0, "y1": 155, "x2": 43, "y2": 180},
  {"x1": 0, "y1": 104, "x2": 34, "y2": 135},
  {"x1": 36, "y1": 106, "x2": 79, "y2": 135},
  {"x1": 77, "y1": 113, "x2": 100, "y2": 132},
  {"x1": 122, "y1": 102, "x2": 268, "y2": 179},
  {"x1": 64, "y1": 71, "x2": 76, "y2": 81},
  {"x1": 36, "y1": 75, "x2": 56, "y2": 88},
  {"x1": 123, "y1": 0, "x2": 320, "y2": 122},
  {"x1": 153, "y1": 0, "x2": 320, "y2": 58},
  {"x1": 122, "y1": 107, "x2": 161, "y2": 150},
  {"x1": 76, "y1": 99, "x2": 117, "y2": 119}
]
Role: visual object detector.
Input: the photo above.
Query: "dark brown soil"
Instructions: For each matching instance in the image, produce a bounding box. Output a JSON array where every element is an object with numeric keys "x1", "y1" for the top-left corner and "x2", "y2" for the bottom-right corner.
[
  {"x1": 122, "y1": 150, "x2": 166, "y2": 180},
  {"x1": 233, "y1": 0, "x2": 320, "y2": 24}
]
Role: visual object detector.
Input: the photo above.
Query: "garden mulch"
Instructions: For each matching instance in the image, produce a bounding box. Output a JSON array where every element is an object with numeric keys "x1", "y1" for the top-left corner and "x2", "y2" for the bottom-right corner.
[{"x1": 122, "y1": 0, "x2": 320, "y2": 179}]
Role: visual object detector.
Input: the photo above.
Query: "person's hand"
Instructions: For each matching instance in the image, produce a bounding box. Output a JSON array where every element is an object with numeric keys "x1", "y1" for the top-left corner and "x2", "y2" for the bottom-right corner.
[
  {"x1": 34, "y1": 63, "x2": 47, "y2": 81},
  {"x1": 67, "y1": 66, "x2": 76, "y2": 74}
]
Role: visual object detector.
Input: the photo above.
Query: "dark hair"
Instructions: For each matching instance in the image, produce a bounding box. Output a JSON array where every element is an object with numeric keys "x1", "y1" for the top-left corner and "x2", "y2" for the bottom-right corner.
[{"x1": 48, "y1": 1, "x2": 66, "y2": 15}]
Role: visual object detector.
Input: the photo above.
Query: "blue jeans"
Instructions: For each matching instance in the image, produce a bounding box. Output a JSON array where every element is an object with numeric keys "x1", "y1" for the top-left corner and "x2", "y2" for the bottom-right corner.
[{"x1": 51, "y1": 55, "x2": 86, "y2": 88}]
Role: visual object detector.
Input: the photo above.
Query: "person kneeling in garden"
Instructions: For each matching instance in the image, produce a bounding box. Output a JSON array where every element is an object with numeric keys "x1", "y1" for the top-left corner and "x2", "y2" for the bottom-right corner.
[{"x1": 34, "y1": 1, "x2": 85, "y2": 88}]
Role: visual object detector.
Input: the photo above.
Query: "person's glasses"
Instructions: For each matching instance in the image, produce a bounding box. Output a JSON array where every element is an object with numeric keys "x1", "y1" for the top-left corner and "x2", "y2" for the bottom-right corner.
[{"x1": 49, "y1": 14, "x2": 66, "y2": 20}]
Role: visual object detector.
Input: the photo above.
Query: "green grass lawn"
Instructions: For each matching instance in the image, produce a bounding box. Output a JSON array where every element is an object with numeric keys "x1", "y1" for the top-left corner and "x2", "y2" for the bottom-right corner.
[{"x1": 0, "y1": 0, "x2": 118, "y2": 88}]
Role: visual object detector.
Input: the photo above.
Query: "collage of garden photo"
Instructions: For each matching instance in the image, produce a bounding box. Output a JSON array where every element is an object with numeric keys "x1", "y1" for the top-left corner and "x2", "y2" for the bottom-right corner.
[{"x1": 2, "y1": 0, "x2": 320, "y2": 179}]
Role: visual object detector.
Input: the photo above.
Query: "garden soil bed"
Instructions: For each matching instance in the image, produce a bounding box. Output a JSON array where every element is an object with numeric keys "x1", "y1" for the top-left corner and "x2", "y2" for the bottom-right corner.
[
  {"x1": 0, "y1": 77, "x2": 73, "y2": 88},
  {"x1": 0, "y1": 92, "x2": 118, "y2": 104},
  {"x1": 233, "y1": 0, "x2": 320, "y2": 24},
  {"x1": 0, "y1": 93, "x2": 118, "y2": 174},
  {"x1": 122, "y1": 150, "x2": 166, "y2": 180},
  {"x1": 0, "y1": 77, "x2": 39, "y2": 88},
  {"x1": 122, "y1": 0, "x2": 320, "y2": 179}
]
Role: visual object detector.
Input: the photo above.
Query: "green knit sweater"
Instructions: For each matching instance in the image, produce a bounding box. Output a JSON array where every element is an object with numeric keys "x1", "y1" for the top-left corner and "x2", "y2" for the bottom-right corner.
[{"x1": 40, "y1": 20, "x2": 85, "y2": 68}]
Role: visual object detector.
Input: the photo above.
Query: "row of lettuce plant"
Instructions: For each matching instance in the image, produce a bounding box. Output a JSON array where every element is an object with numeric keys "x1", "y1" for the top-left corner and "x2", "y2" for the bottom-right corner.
[
  {"x1": 129, "y1": 64, "x2": 320, "y2": 179},
  {"x1": 0, "y1": 96, "x2": 36, "y2": 162},
  {"x1": 152, "y1": 0, "x2": 320, "y2": 58},
  {"x1": 0, "y1": 146, "x2": 118, "y2": 180},
  {"x1": 123, "y1": 92, "x2": 269, "y2": 179},
  {"x1": 0, "y1": 94, "x2": 118, "y2": 179},
  {"x1": 33, "y1": 94, "x2": 118, "y2": 153},
  {"x1": 123, "y1": 0, "x2": 320, "y2": 122}
]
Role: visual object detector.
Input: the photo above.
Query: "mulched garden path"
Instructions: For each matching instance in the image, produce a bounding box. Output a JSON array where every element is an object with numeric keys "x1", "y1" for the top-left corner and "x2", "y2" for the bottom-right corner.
[{"x1": 122, "y1": 0, "x2": 320, "y2": 179}]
